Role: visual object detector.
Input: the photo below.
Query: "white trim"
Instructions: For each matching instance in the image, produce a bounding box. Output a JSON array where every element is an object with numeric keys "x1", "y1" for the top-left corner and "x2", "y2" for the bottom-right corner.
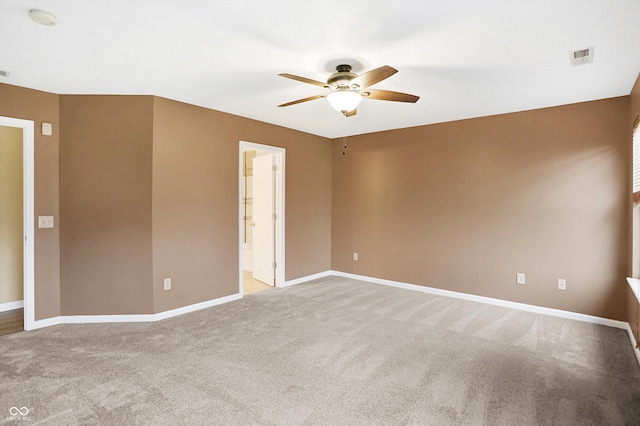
[
  {"x1": 61, "y1": 314, "x2": 155, "y2": 324},
  {"x1": 627, "y1": 279, "x2": 640, "y2": 366},
  {"x1": 330, "y1": 270, "x2": 628, "y2": 329},
  {"x1": 626, "y1": 277, "x2": 640, "y2": 304},
  {"x1": 29, "y1": 316, "x2": 61, "y2": 330},
  {"x1": 18, "y1": 267, "x2": 640, "y2": 369},
  {"x1": 238, "y1": 141, "x2": 286, "y2": 294},
  {"x1": 26, "y1": 293, "x2": 242, "y2": 329},
  {"x1": 0, "y1": 117, "x2": 35, "y2": 331},
  {"x1": 0, "y1": 300, "x2": 24, "y2": 312},
  {"x1": 282, "y1": 270, "x2": 332, "y2": 287},
  {"x1": 333, "y1": 270, "x2": 640, "y2": 366},
  {"x1": 153, "y1": 293, "x2": 241, "y2": 321},
  {"x1": 625, "y1": 322, "x2": 640, "y2": 366}
]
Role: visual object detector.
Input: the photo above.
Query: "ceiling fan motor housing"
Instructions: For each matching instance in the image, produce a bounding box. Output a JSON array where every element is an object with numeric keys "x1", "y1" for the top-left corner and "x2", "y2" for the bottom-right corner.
[{"x1": 327, "y1": 64, "x2": 359, "y2": 90}]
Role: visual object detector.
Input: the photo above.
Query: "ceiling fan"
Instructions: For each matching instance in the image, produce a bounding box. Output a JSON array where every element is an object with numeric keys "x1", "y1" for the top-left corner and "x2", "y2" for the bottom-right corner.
[{"x1": 278, "y1": 64, "x2": 419, "y2": 117}]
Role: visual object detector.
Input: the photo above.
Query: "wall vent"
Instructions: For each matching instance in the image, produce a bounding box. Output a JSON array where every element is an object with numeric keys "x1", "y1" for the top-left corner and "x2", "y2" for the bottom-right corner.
[
  {"x1": 570, "y1": 47, "x2": 594, "y2": 66},
  {"x1": 0, "y1": 70, "x2": 10, "y2": 77}
]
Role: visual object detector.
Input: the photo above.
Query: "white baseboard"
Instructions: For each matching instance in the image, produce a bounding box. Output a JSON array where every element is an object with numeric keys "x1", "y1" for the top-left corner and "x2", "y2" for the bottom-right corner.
[
  {"x1": 331, "y1": 270, "x2": 640, "y2": 366},
  {"x1": 61, "y1": 314, "x2": 155, "y2": 324},
  {"x1": 27, "y1": 293, "x2": 242, "y2": 330},
  {"x1": 30, "y1": 316, "x2": 61, "y2": 330},
  {"x1": 282, "y1": 270, "x2": 332, "y2": 287},
  {"x1": 22, "y1": 270, "x2": 640, "y2": 367},
  {"x1": 28, "y1": 272, "x2": 325, "y2": 328},
  {"x1": 330, "y1": 270, "x2": 628, "y2": 330},
  {"x1": 154, "y1": 293, "x2": 241, "y2": 321},
  {"x1": 0, "y1": 300, "x2": 24, "y2": 313},
  {"x1": 626, "y1": 323, "x2": 640, "y2": 366}
]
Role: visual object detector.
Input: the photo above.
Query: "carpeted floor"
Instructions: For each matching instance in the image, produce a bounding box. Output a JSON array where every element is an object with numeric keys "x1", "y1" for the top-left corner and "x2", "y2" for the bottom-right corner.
[{"x1": 1, "y1": 276, "x2": 639, "y2": 425}]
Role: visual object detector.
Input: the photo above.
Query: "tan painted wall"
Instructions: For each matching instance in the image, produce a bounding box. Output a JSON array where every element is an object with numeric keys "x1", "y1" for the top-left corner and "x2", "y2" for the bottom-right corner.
[
  {"x1": 0, "y1": 126, "x2": 23, "y2": 304},
  {"x1": 56, "y1": 94, "x2": 330, "y2": 316},
  {"x1": 0, "y1": 84, "x2": 60, "y2": 321},
  {"x1": 629, "y1": 73, "x2": 640, "y2": 341},
  {"x1": 60, "y1": 95, "x2": 154, "y2": 315},
  {"x1": 2, "y1": 83, "x2": 631, "y2": 323},
  {"x1": 332, "y1": 97, "x2": 629, "y2": 321},
  {"x1": 152, "y1": 97, "x2": 331, "y2": 313}
]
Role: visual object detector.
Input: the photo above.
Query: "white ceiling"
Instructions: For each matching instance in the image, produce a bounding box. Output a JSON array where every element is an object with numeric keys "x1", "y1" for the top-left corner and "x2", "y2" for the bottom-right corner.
[{"x1": 1, "y1": 0, "x2": 639, "y2": 139}]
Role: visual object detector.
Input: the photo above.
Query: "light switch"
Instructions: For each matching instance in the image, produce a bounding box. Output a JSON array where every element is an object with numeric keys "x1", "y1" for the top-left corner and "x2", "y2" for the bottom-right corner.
[
  {"x1": 38, "y1": 216, "x2": 54, "y2": 228},
  {"x1": 42, "y1": 122, "x2": 52, "y2": 136}
]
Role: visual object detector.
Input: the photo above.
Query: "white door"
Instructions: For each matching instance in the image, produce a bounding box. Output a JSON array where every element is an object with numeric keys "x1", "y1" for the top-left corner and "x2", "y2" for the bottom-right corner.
[
  {"x1": 252, "y1": 154, "x2": 275, "y2": 286},
  {"x1": 0, "y1": 117, "x2": 34, "y2": 330},
  {"x1": 0, "y1": 126, "x2": 24, "y2": 314}
]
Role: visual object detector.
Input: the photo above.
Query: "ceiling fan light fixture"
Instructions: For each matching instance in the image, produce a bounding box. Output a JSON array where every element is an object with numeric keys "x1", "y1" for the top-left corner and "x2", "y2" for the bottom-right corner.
[
  {"x1": 278, "y1": 64, "x2": 418, "y2": 115},
  {"x1": 327, "y1": 91, "x2": 362, "y2": 114}
]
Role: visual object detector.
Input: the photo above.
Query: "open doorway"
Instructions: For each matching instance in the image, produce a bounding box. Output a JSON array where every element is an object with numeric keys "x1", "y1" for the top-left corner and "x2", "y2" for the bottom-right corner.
[
  {"x1": 0, "y1": 117, "x2": 34, "y2": 333},
  {"x1": 238, "y1": 141, "x2": 285, "y2": 296}
]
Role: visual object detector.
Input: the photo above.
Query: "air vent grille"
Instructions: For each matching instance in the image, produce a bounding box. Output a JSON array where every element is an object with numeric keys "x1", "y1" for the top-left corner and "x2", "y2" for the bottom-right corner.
[{"x1": 570, "y1": 47, "x2": 593, "y2": 66}]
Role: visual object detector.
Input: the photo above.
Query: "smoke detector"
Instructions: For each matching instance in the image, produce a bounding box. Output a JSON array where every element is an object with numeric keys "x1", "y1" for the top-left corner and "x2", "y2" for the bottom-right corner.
[
  {"x1": 29, "y1": 9, "x2": 57, "y2": 26},
  {"x1": 570, "y1": 47, "x2": 593, "y2": 66}
]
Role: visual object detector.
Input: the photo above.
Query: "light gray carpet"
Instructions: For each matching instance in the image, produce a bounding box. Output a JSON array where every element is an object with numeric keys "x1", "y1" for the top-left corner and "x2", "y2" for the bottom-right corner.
[{"x1": 1, "y1": 277, "x2": 639, "y2": 425}]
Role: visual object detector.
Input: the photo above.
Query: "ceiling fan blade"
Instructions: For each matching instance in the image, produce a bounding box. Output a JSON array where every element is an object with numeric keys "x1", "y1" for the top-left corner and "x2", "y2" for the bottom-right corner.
[
  {"x1": 278, "y1": 73, "x2": 328, "y2": 88},
  {"x1": 362, "y1": 89, "x2": 419, "y2": 103},
  {"x1": 345, "y1": 108, "x2": 357, "y2": 117},
  {"x1": 278, "y1": 94, "x2": 325, "y2": 107},
  {"x1": 350, "y1": 65, "x2": 397, "y2": 89}
]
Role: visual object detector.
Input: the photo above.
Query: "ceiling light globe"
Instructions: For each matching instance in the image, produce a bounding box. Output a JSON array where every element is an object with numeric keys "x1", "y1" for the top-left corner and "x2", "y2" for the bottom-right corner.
[{"x1": 327, "y1": 91, "x2": 362, "y2": 114}]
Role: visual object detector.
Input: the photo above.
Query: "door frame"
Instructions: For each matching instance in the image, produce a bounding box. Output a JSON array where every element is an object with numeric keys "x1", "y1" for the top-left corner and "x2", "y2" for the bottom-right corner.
[
  {"x1": 0, "y1": 116, "x2": 35, "y2": 330},
  {"x1": 238, "y1": 141, "x2": 285, "y2": 294}
]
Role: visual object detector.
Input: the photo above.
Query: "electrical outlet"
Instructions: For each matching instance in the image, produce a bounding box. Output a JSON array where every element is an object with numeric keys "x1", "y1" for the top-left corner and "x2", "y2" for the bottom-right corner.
[
  {"x1": 353, "y1": 252, "x2": 358, "y2": 261},
  {"x1": 163, "y1": 278, "x2": 171, "y2": 290},
  {"x1": 558, "y1": 279, "x2": 566, "y2": 290},
  {"x1": 38, "y1": 216, "x2": 54, "y2": 228},
  {"x1": 516, "y1": 273, "x2": 525, "y2": 285}
]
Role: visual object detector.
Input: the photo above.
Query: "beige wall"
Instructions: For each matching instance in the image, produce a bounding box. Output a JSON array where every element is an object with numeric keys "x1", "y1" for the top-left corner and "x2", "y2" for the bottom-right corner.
[
  {"x1": 152, "y1": 97, "x2": 331, "y2": 313},
  {"x1": 332, "y1": 97, "x2": 629, "y2": 320},
  {"x1": 629, "y1": 73, "x2": 640, "y2": 341},
  {"x1": 60, "y1": 95, "x2": 154, "y2": 315},
  {"x1": 0, "y1": 84, "x2": 60, "y2": 321},
  {"x1": 0, "y1": 126, "x2": 23, "y2": 304},
  {"x1": 2, "y1": 82, "x2": 634, "y2": 324},
  {"x1": 56, "y1": 94, "x2": 331, "y2": 315}
]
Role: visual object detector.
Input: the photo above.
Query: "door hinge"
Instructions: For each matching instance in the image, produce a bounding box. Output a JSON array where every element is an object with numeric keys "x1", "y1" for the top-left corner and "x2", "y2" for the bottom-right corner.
[
  {"x1": 272, "y1": 261, "x2": 277, "y2": 269},
  {"x1": 272, "y1": 164, "x2": 277, "y2": 172},
  {"x1": 272, "y1": 213, "x2": 277, "y2": 220}
]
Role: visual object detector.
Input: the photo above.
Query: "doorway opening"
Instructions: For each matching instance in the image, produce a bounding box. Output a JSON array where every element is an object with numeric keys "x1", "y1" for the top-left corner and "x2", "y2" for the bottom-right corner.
[
  {"x1": 0, "y1": 117, "x2": 35, "y2": 332},
  {"x1": 238, "y1": 141, "x2": 285, "y2": 296}
]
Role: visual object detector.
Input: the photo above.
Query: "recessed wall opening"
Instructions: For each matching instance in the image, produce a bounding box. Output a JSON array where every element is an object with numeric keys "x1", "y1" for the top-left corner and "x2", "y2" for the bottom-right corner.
[
  {"x1": 238, "y1": 141, "x2": 285, "y2": 296},
  {"x1": 0, "y1": 116, "x2": 34, "y2": 332}
]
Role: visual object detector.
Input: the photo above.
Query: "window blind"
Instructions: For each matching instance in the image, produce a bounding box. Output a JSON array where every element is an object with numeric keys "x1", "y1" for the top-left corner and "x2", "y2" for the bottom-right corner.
[{"x1": 634, "y1": 116, "x2": 640, "y2": 203}]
